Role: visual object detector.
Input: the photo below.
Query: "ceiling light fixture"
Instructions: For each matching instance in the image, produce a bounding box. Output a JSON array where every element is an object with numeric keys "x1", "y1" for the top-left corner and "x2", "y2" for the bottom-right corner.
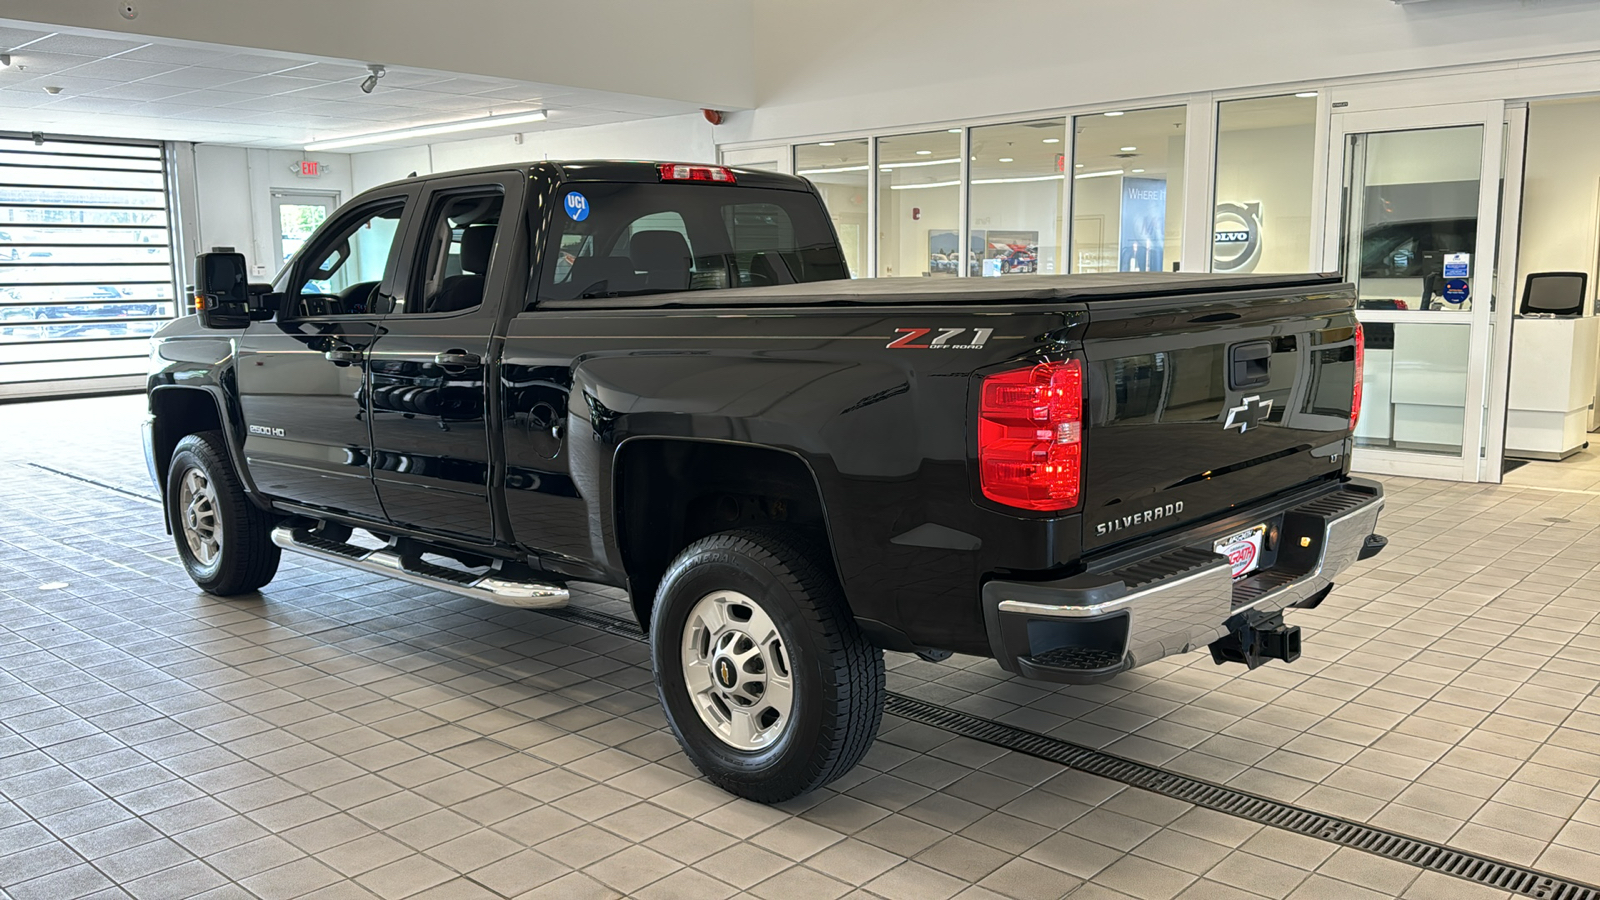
[
  {"x1": 1131, "y1": 168, "x2": 1146, "y2": 173},
  {"x1": 305, "y1": 109, "x2": 549, "y2": 151},
  {"x1": 1120, "y1": 146, "x2": 1137, "y2": 152},
  {"x1": 947, "y1": 128, "x2": 961, "y2": 133},
  {"x1": 359, "y1": 63, "x2": 386, "y2": 94},
  {"x1": 998, "y1": 157, "x2": 1013, "y2": 162},
  {"x1": 1294, "y1": 91, "x2": 1318, "y2": 98},
  {"x1": 818, "y1": 141, "x2": 835, "y2": 146},
  {"x1": 915, "y1": 150, "x2": 932, "y2": 155},
  {"x1": 1104, "y1": 111, "x2": 1124, "y2": 117},
  {"x1": 0, "y1": 54, "x2": 11, "y2": 69},
  {"x1": 1074, "y1": 168, "x2": 1124, "y2": 180},
  {"x1": 1042, "y1": 138, "x2": 1060, "y2": 144},
  {"x1": 877, "y1": 157, "x2": 959, "y2": 170}
]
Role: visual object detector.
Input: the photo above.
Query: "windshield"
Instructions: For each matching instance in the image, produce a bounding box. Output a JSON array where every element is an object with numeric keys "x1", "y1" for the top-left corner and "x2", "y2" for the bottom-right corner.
[{"x1": 537, "y1": 182, "x2": 848, "y2": 305}]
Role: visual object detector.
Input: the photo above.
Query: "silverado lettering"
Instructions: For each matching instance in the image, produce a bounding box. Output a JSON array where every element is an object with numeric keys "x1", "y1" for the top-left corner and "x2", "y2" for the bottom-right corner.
[{"x1": 145, "y1": 160, "x2": 1384, "y2": 804}]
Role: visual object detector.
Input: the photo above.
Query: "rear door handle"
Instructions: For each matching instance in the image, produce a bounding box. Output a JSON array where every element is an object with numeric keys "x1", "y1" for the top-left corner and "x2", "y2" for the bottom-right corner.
[
  {"x1": 325, "y1": 346, "x2": 363, "y2": 364},
  {"x1": 434, "y1": 351, "x2": 481, "y2": 368}
]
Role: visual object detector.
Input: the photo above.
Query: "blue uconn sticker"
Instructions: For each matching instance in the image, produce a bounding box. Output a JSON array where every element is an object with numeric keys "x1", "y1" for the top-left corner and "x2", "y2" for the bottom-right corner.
[{"x1": 563, "y1": 191, "x2": 590, "y2": 222}]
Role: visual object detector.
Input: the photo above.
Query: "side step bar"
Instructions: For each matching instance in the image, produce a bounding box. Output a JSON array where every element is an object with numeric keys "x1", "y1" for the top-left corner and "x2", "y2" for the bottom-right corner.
[{"x1": 270, "y1": 526, "x2": 569, "y2": 609}]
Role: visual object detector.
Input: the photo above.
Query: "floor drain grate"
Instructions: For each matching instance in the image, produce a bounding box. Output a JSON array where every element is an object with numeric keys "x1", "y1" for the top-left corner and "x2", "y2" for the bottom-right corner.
[
  {"x1": 882, "y1": 692, "x2": 1600, "y2": 900},
  {"x1": 539, "y1": 605, "x2": 1600, "y2": 899}
]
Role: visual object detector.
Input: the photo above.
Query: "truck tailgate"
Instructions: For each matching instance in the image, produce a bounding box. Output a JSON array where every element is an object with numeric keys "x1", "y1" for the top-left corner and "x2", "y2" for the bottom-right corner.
[{"x1": 1079, "y1": 285, "x2": 1359, "y2": 555}]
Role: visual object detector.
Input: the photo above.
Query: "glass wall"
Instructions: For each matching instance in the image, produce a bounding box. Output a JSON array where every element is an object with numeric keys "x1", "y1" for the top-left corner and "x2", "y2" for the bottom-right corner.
[
  {"x1": 968, "y1": 119, "x2": 1068, "y2": 276},
  {"x1": 1214, "y1": 94, "x2": 1318, "y2": 274},
  {"x1": 877, "y1": 130, "x2": 961, "y2": 277},
  {"x1": 795, "y1": 140, "x2": 869, "y2": 277},
  {"x1": 1070, "y1": 106, "x2": 1187, "y2": 273}
]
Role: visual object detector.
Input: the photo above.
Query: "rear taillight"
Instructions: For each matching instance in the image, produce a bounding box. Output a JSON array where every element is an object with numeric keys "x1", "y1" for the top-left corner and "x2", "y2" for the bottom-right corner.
[
  {"x1": 1350, "y1": 322, "x2": 1365, "y2": 431},
  {"x1": 979, "y1": 359, "x2": 1083, "y2": 511},
  {"x1": 658, "y1": 163, "x2": 736, "y2": 183}
]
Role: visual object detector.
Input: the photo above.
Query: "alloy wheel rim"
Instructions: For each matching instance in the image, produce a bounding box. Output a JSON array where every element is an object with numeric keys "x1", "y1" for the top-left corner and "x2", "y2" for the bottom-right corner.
[
  {"x1": 680, "y1": 589, "x2": 794, "y2": 751},
  {"x1": 177, "y1": 467, "x2": 221, "y2": 566}
]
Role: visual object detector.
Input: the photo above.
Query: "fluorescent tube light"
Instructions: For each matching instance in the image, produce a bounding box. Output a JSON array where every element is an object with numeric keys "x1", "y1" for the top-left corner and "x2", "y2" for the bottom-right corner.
[
  {"x1": 878, "y1": 157, "x2": 960, "y2": 170},
  {"x1": 972, "y1": 174, "x2": 1064, "y2": 185},
  {"x1": 888, "y1": 180, "x2": 961, "y2": 191},
  {"x1": 1074, "y1": 168, "x2": 1124, "y2": 179},
  {"x1": 796, "y1": 164, "x2": 870, "y2": 175},
  {"x1": 305, "y1": 110, "x2": 549, "y2": 151}
]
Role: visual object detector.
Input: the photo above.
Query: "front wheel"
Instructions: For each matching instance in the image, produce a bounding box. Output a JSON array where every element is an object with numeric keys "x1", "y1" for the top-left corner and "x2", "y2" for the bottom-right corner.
[
  {"x1": 166, "y1": 431, "x2": 280, "y2": 595},
  {"x1": 650, "y1": 529, "x2": 884, "y2": 803}
]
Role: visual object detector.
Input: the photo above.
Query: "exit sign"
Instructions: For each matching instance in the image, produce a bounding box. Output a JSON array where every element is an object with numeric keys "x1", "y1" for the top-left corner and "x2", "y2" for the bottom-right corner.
[{"x1": 292, "y1": 160, "x2": 327, "y2": 177}]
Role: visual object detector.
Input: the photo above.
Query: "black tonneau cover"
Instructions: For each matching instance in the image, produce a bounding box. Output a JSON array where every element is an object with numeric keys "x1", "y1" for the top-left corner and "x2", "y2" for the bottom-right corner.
[{"x1": 537, "y1": 272, "x2": 1348, "y2": 310}]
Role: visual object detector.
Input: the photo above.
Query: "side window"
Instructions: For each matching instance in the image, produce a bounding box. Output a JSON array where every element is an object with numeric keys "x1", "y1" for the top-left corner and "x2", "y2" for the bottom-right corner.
[
  {"x1": 290, "y1": 199, "x2": 406, "y2": 316},
  {"x1": 406, "y1": 188, "x2": 505, "y2": 314}
]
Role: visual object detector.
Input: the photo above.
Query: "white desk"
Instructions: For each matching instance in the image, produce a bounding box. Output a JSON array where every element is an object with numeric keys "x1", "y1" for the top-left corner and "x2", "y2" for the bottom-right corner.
[{"x1": 1506, "y1": 316, "x2": 1599, "y2": 460}]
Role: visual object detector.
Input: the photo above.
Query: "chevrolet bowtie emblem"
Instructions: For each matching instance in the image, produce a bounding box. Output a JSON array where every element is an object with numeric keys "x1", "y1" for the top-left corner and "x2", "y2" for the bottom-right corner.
[{"x1": 1224, "y1": 396, "x2": 1273, "y2": 433}]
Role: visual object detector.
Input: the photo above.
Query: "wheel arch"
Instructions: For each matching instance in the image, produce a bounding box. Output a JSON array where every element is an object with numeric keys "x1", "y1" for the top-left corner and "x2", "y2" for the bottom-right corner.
[
  {"x1": 611, "y1": 437, "x2": 840, "y2": 632},
  {"x1": 148, "y1": 385, "x2": 260, "y2": 511}
]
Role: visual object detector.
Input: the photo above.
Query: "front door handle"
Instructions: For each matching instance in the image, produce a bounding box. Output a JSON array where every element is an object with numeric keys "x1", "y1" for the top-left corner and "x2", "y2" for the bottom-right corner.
[
  {"x1": 325, "y1": 346, "x2": 363, "y2": 365},
  {"x1": 434, "y1": 351, "x2": 482, "y2": 368}
]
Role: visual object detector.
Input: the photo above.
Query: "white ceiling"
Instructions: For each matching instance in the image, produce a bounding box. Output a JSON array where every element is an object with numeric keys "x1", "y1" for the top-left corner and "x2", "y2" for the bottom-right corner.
[{"x1": 0, "y1": 21, "x2": 702, "y2": 151}]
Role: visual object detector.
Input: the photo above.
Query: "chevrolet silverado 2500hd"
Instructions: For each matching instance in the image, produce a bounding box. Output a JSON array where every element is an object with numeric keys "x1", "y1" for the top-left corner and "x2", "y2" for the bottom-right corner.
[{"x1": 145, "y1": 161, "x2": 1385, "y2": 801}]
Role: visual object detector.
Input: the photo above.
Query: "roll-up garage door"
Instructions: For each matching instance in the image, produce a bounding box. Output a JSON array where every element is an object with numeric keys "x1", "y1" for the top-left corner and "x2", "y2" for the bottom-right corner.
[{"x1": 0, "y1": 134, "x2": 177, "y2": 400}]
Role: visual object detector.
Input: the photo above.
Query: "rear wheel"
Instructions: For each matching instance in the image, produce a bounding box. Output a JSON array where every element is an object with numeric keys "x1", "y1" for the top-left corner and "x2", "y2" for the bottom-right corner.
[
  {"x1": 166, "y1": 431, "x2": 280, "y2": 595},
  {"x1": 650, "y1": 529, "x2": 884, "y2": 803}
]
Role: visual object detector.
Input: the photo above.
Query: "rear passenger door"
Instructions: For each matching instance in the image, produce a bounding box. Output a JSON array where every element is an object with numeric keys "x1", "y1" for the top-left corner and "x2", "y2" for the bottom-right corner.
[{"x1": 366, "y1": 172, "x2": 524, "y2": 544}]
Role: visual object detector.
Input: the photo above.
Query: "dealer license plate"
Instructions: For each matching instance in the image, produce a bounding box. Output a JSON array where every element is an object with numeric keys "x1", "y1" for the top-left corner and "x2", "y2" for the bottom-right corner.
[{"x1": 1215, "y1": 525, "x2": 1268, "y2": 579}]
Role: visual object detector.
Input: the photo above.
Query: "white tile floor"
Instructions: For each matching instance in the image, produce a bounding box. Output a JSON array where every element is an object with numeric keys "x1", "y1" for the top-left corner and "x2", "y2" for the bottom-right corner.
[{"x1": 0, "y1": 395, "x2": 1597, "y2": 899}]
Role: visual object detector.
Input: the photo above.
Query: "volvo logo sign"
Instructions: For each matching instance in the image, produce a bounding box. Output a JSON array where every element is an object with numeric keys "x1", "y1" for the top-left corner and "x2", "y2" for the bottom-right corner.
[{"x1": 1213, "y1": 201, "x2": 1264, "y2": 274}]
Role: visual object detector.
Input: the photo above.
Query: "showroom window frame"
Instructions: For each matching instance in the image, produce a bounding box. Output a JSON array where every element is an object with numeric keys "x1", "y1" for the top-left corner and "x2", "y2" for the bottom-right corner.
[{"x1": 723, "y1": 84, "x2": 1338, "y2": 278}]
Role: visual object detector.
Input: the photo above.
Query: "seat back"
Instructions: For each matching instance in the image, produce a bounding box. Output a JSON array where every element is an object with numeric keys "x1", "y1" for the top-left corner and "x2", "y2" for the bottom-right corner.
[{"x1": 629, "y1": 230, "x2": 692, "y2": 292}]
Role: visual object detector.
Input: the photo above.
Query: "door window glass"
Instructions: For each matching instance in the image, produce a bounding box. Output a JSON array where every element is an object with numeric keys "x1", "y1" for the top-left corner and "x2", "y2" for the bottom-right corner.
[
  {"x1": 1070, "y1": 106, "x2": 1186, "y2": 273},
  {"x1": 1213, "y1": 94, "x2": 1317, "y2": 274},
  {"x1": 877, "y1": 130, "x2": 961, "y2": 277},
  {"x1": 969, "y1": 119, "x2": 1067, "y2": 276},
  {"x1": 288, "y1": 200, "x2": 406, "y2": 317},
  {"x1": 796, "y1": 140, "x2": 868, "y2": 277},
  {"x1": 407, "y1": 189, "x2": 505, "y2": 314}
]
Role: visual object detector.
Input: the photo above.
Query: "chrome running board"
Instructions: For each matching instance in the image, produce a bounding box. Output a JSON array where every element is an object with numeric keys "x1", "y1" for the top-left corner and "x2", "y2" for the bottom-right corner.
[{"x1": 270, "y1": 525, "x2": 569, "y2": 609}]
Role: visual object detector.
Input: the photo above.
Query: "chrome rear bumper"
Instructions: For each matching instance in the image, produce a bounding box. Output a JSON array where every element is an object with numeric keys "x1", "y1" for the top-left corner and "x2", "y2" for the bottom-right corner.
[{"x1": 981, "y1": 478, "x2": 1384, "y2": 684}]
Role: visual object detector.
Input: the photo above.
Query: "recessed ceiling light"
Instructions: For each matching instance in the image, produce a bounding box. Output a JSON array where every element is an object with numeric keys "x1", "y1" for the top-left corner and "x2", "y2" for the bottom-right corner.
[
  {"x1": 818, "y1": 141, "x2": 835, "y2": 146},
  {"x1": 915, "y1": 150, "x2": 932, "y2": 155},
  {"x1": 1075, "y1": 163, "x2": 1084, "y2": 168},
  {"x1": 43, "y1": 85, "x2": 62, "y2": 95},
  {"x1": 1121, "y1": 146, "x2": 1137, "y2": 152},
  {"x1": 1104, "y1": 111, "x2": 1124, "y2": 117},
  {"x1": 1295, "y1": 91, "x2": 1318, "y2": 98},
  {"x1": 1131, "y1": 168, "x2": 1146, "y2": 173},
  {"x1": 1042, "y1": 138, "x2": 1060, "y2": 144},
  {"x1": 998, "y1": 157, "x2": 1013, "y2": 163}
]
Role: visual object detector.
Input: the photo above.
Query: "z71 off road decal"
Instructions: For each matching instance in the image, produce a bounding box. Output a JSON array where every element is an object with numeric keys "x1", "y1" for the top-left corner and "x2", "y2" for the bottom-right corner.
[{"x1": 886, "y1": 327, "x2": 995, "y2": 350}]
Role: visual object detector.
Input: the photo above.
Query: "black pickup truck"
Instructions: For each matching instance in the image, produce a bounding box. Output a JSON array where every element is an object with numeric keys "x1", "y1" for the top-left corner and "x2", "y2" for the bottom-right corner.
[{"x1": 145, "y1": 160, "x2": 1384, "y2": 801}]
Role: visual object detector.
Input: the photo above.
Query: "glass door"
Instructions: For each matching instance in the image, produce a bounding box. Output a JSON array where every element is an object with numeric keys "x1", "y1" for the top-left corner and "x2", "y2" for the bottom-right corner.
[
  {"x1": 1323, "y1": 102, "x2": 1506, "y2": 481},
  {"x1": 271, "y1": 191, "x2": 339, "y2": 274}
]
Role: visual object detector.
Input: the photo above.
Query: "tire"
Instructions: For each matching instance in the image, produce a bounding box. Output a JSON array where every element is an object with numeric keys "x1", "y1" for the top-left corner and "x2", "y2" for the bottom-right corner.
[
  {"x1": 650, "y1": 529, "x2": 884, "y2": 803},
  {"x1": 166, "y1": 430, "x2": 281, "y2": 595}
]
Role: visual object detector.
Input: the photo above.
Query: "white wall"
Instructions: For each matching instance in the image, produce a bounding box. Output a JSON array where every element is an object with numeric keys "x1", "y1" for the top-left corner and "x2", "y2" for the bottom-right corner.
[
  {"x1": 348, "y1": 114, "x2": 719, "y2": 194},
  {"x1": 194, "y1": 146, "x2": 353, "y2": 278},
  {"x1": 725, "y1": 0, "x2": 1600, "y2": 146},
  {"x1": 1520, "y1": 98, "x2": 1600, "y2": 306}
]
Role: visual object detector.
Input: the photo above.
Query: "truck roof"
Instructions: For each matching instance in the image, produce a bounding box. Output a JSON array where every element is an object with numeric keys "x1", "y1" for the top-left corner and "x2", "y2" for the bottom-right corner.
[
  {"x1": 367, "y1": 159, "x2": 812, "y2": 194},
  {"x1": 538, "y1": 272, "x2": 1351, "y2": 310}
]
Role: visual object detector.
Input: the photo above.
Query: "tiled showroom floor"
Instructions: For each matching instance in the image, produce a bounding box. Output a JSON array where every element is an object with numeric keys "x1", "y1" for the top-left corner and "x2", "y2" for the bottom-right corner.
[{"x1": 1, "y1": 395, "x2": 1598, "y2": 900}]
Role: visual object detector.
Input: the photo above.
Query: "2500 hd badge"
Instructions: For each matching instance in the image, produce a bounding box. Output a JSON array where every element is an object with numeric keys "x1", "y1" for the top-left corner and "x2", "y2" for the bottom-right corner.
[{"x1": 1095, "y1": 501, "x2": 1185, "y2": 536}]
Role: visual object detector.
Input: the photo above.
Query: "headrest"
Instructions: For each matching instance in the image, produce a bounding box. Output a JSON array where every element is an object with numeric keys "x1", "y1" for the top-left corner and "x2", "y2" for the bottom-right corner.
[
  {"x1": 460, "y1": 224, "x2": 496, "y2": 274},
  {"x1": 629, "y1": 230, "x2": 691, "y2": 271}
]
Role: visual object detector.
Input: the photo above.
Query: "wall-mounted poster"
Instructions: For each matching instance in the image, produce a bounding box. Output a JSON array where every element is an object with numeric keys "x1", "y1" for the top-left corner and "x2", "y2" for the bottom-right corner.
[
  {"x1": 982, "y1": 230, "x2": 1039, "y2": 277},
  {"x1": 927, "y1": 229, "x2": 960, "y2": 276},
  {"x1": 1119, "y1": 177, "x2": 1167, "y2": 273}
]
